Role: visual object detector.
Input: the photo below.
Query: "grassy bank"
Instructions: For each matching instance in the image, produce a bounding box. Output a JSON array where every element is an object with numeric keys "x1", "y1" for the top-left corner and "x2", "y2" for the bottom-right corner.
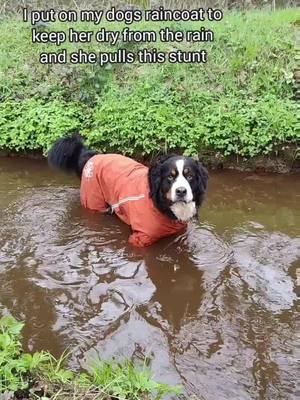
[
  {"x1": 0, "y1": 315, "x2": 180, "y2": 399},
  {"x1": 0, "y1": 9, "x2": 298, "y2": 164}
]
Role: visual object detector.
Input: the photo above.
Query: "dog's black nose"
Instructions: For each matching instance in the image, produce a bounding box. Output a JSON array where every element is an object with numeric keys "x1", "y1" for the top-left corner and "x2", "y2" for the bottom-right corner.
[{"x1": 176, "y1": 187, "x2": 187, "y2": 197}]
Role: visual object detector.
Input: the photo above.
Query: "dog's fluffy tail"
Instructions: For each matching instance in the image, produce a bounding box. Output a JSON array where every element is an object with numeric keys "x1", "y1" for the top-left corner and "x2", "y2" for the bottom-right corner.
[{"x1": 48, "y1": 134, "x2": 97, "y2": 177}]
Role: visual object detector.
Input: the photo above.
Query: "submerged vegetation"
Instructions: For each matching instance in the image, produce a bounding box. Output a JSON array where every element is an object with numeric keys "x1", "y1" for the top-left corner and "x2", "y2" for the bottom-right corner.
[
  {"x1": 0, "y1": 8, "x2": 298, "y2": 162},
  {"x1": 0, "y1": 315, "x2": 180, "y2": 399}
]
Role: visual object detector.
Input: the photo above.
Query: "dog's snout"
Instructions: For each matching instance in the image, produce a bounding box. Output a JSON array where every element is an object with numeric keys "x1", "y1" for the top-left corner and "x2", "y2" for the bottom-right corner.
[{"x1": 176, "y1": 187, "x2": 187, "y2": 197}]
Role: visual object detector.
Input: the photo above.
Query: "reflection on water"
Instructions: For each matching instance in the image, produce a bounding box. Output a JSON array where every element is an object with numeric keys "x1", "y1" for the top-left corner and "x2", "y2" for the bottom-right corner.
[{"x1": 0, "y1": 158, "x2": 299, "y2": 399}]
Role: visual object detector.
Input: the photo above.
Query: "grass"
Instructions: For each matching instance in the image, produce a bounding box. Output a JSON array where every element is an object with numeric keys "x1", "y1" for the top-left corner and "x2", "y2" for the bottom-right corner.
[
  {"x1": 0, "y1": 315, "x2": 180, "y2": 399},
  {"x1": 0, "y1": 8, "x2": 298, "y2": 159}
]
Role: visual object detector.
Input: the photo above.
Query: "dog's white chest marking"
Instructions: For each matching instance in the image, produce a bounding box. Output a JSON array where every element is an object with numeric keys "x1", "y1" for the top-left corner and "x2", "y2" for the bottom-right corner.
[
  {"x1": 170, "y1": 201, "x2": 196, "y2": 221},
  {"x1": 84, "y1": 160, "x2": 94, "y2": 179}
]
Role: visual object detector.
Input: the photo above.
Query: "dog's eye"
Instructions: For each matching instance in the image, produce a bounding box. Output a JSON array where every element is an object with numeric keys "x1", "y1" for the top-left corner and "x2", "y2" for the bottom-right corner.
[
  {"x1": 168, "y1": 175, "x2": 174, "y2": 181},
  {"x1": 186, "y1": 175, "x2": 193, "y2": 181}
]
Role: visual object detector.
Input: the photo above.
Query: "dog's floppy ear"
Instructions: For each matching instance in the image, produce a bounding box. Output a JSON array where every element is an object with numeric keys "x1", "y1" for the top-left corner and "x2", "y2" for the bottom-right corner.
[
  {"x1": 194, "y1": 160, "x2": 209, "y2": 206},
  {"x1": 197, "y1": 161, "x2": 209, "y2": 191},
  {"x1": 148, "y1": 153, "x2": 176, "y2": 199}
]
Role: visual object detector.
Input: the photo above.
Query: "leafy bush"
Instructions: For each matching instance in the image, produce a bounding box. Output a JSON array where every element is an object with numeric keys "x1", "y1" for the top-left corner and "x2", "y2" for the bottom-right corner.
[
  {"x1": 0, "y1": 86, "x2": 296, "y2": 158},
  {"x1": 86, "y1": 83, "x2": 297, "y2": 157},
  {"x1": 0, "y1": 99, "x2": 90, "y2": 153},
  {"x1": 0, "y1": 9, "x2": 297, "y2": 158},
  {"x1": 0, "y1": 316, "x2": 49, "y2": 393},
  {"x1": 0, "y1": 315, "x2": 179, "y2": 399}
]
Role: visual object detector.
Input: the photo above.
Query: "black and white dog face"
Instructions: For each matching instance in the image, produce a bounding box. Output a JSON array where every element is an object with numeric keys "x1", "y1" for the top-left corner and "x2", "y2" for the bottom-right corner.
[{"x1": 149, "y1": 154, "x2": 208, "y2": 222}]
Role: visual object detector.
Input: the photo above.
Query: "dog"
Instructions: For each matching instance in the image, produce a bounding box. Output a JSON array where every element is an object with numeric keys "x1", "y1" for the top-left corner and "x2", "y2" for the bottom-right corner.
[{"x1": 48, "y1": 134, "x2": 208, "y2": 247}]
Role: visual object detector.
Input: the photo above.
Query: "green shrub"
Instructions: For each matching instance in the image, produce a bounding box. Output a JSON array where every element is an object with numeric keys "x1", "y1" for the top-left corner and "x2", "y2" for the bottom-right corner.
[
  {"x1": 0, "y1": 9, "x2": 298, "y2": 158},
  {"x1": 80, "y1": 83, "x2": 298, "y2": 157},
  {"x1": 0, "y1": 98, "x2": 90, "y2": 153},
  {"x1": 0, "y1": 316, "x2": 49, "y2": 393},
  {"x1": 0, "y1": 88, "x2": 296, "y2": 157},
  {"x1": 0, "y1": 315, "x2": 180, "y2": 399}
]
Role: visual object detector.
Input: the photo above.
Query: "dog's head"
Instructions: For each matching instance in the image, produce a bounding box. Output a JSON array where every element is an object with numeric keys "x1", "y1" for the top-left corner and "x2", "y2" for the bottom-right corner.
[{"x1": 148, "y1": 154, "x2": 208, "y2": 222}]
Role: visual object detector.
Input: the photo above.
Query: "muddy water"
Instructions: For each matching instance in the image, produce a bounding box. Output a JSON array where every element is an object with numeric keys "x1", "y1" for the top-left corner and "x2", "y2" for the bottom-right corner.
[{"x1": 0, "y1": 158, "x2": 299, "y2": 399}]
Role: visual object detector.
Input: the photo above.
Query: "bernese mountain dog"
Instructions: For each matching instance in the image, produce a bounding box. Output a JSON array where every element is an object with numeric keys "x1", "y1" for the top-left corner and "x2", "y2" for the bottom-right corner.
[{"x1": 48, "y1": 134, "x2": 208, "y2": 247}]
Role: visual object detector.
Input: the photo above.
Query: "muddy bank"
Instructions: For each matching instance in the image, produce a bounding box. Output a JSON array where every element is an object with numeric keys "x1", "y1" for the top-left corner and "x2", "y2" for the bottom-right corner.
[
  {"x1": 0, "y1": 145, "x2": 299, "y2": 174},
  {"x1": 203, "y1": 148, "x2": 300, "y2": 174}
]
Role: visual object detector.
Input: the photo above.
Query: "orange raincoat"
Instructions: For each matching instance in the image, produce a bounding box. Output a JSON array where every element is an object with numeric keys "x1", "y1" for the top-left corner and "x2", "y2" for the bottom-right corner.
[{"x1": 80, "y1": 154, "x2": 187, "y2": 247}]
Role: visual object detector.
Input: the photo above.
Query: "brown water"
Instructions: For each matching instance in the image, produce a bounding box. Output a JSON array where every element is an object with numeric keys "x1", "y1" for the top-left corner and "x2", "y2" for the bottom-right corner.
[{"x1": 0, "y1": 158, "x2": 299, "y2": 400}]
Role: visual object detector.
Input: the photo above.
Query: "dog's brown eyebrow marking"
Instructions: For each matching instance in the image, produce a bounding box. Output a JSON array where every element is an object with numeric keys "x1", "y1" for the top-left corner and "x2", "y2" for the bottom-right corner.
[
  {"x1": 171, "y1": 169, "x2": 177, "y2": 177},
  {"x1": 183, "y1": 168, "x2": 190, "y2": 174}
]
